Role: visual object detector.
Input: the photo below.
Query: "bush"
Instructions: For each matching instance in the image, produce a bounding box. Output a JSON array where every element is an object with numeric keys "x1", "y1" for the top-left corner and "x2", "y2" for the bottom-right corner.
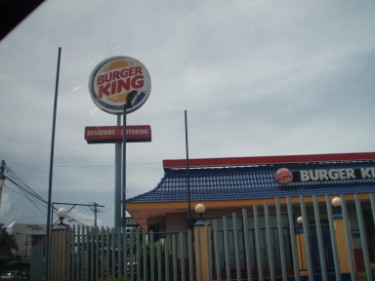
[{"x1": 139, "y1": 242, "x2": 171, "y2": 281}]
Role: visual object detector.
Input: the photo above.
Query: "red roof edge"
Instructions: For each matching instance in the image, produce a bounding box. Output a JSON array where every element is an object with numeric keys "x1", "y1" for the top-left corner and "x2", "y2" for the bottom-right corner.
[{"x1": 163, "y1": 152, "x2": 375, "y2": 170}]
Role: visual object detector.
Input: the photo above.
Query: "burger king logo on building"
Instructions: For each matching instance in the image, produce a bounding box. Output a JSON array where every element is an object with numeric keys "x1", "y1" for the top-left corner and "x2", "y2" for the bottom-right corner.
[
  {"x1": 276, "y1": 168, "x2": 293, "y2": 184},
  {"x1": 89, "y1": 56, "x2": 151, "y2": 114}
]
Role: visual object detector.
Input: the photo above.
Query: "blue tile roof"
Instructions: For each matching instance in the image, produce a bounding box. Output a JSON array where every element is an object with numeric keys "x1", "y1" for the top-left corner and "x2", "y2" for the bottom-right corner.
[{"x1": 127, "y1": 161, "x2": 375, "y2": 204}]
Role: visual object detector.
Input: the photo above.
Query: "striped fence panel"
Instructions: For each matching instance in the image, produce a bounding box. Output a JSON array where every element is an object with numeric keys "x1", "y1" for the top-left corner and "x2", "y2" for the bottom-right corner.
[{"x1": 30, "y1": 193, "x2": 375, "y2": 281}]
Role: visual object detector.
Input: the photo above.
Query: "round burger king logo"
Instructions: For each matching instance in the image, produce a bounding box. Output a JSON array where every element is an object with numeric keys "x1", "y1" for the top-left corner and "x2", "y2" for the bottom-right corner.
[
  {"x1": 276, "y1": 168, "x2": 293, "y2": 184},
  {"x1": 89, "y1": 56, "x2": 151, "y2": 114}
]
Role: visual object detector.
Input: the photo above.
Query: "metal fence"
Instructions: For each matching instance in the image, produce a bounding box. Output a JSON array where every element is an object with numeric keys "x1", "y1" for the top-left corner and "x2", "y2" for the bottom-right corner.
[
  {"x1": 31, "y1": 227, "x2": 195, "y2": 281},
  {"x1": 30, "y1": 193, "x2": 375, "y2": 281}
]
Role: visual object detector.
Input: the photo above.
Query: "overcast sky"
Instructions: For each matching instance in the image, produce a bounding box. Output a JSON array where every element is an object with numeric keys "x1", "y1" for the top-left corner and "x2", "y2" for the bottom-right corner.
[{"x1": 1, "y1": 0, "x2": 375, "y2": 227}]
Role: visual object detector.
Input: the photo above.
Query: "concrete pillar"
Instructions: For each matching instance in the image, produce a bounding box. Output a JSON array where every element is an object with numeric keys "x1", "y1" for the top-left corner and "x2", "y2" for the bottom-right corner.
[
  {"x1": 50, "y1": 224, "x2": 70, "y2": 281},
  {"x1": 333, "y1": 213, "x2": 351, "y2": 274},
  {"x1": 194, "y1": 203, "x2": 212, "y2": 281},
  {"x1": 295, "y1": 218, "x2": 308, "y2": 278},
  {"x1": 194, "y1": 219, "x2": 211, "y2": 281},
  {"x1": 332, "y1": 196, "x2": 352, "y2": 275}
]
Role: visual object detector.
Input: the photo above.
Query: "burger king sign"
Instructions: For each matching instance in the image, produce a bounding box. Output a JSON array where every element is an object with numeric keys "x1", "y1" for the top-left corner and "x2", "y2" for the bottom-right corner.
[
  {"x1": 89, "y1": 56, "x2": 151, "y2": 114},
  {"x1": 276, "y1": 168, "x2": 293, "y2": 184}
]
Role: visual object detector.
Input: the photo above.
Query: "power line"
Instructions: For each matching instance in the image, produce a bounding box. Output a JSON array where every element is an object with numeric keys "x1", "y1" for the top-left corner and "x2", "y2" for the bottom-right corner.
[
  {"x1": 4, "y1": 181, "x2": 47, "y2": 216},
  {"x1": 5, "y1": 166, "x2": 49, "y2": 204},
  {"x1": 1, "y1": 162, "x2": 93, "y2": 226}
]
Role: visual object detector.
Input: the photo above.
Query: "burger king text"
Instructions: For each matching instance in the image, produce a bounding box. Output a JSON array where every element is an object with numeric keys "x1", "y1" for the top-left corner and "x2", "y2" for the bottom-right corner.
[
  {"x1": 96, "y1": 66, "x2": 144, "y2": 99},
  {"x1": 299, "y1": 167, "x2": 375, "y2": 181}
]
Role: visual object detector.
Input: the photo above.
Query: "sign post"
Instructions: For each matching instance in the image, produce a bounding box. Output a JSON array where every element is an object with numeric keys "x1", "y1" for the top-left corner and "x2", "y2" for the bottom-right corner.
[{"x1": 88, "y1": 56, "x2": 151, "y2": 229}]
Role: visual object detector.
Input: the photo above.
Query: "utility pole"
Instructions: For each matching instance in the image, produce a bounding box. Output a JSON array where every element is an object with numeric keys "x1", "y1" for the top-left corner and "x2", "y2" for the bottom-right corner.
[
  {"x1": 91, "y1": 202, "x2": 104, "y2": 229},
  {"x1": 0, "y1": 160, "x2": 5, "y2": 207}
]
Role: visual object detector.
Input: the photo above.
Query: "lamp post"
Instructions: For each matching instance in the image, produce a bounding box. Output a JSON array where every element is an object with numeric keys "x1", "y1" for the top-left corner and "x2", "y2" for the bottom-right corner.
[
  {"x1": 195, "y1": 203, "x2": 206, "y2": 220},
  {"x1": 57, "y1": 208, "x2": 67, "y2": 226},
  {"x1": 331, "y1": 196, "x2": 353, "y2": 276},
  {"x1": 50, "y1": 208, "x2": 70, "y2": 281},
  {"x1": 193, "y1": 203, "x2": 211, "y2": 281},
  {"x1": 331, "y1": 197, "x2": 341, "y2": 207},
  {"x1": 295, "y1": 216, "x2": 307, "y2": 277},
  {"x1": 296, "y1": 216, "x2": 303, "y2": 225},
  {"x1": 331, "y1": 196, "x2": 342, "y2": 217}
]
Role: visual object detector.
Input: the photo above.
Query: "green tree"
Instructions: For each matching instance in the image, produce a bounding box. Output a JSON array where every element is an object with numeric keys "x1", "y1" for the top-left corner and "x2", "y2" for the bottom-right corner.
[{"x1": 0, "y1": 223, "x2": 18, "y2": 270}]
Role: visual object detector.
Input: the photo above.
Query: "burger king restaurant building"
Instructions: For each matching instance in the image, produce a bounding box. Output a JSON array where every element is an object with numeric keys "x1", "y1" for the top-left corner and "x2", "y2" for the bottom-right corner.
[{"x1": 127, "y1": 152, "x2": 375, "y2": 276}]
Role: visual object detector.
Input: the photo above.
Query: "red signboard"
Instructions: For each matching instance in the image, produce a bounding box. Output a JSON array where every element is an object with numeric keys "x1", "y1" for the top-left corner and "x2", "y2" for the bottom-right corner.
[{"x1": 85, "y1": 125, "x2": 151, "y2": 144}]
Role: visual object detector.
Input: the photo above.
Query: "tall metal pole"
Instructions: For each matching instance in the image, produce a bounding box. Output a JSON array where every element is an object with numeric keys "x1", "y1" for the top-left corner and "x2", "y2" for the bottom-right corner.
[
  {"x1": 115, "y1": 114, "x2": 122, "y2": 228},
  {"x1": 93, "y1": 203, "x2": 98, "y2": 229},
  {"x1": 45, "y1": 47, "x2": 62, "y2": 281},
  {"x1": 185, "y1": 110, "x2": 192, "y2": 229},
  {"x1": 122, "y1": 104, "x2": 127, "y2": 229},
  {"x1": 0, "y1": 160, "x2": 5, "y2": 208}
]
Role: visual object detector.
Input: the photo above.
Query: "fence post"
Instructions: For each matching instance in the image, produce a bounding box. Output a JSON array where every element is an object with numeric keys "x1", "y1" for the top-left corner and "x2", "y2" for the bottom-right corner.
[
  {"x1": 50, "y1": 224, "x2": 70, "y2": 281},
  {"x1": 295, "y1": 216, "x2": 308, "y2": 278},
  {"x1": 194, "y1": 203, "x2": 212, "y2": 281},
  {"x1": 332, "y1": 197, "x2": 353, "y2": 276}
]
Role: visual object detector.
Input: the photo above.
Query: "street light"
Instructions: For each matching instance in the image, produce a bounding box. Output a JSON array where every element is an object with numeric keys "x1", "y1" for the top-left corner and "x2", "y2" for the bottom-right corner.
[
  {"x1": 331, "y1": 196, "x2": 343, "y2": 218},
  {"x1": 331, "y1": 197, "x2": 342, "y2": 208},
  {"x1": 296, "y1": 215, "x2": 304, "y2": 233},
  {"x1": 296, "y1": 216, "x2": 303, "y2": 225},
  {"x1": 193, "y1": 203, "x2": 211, "y2": 281},
  {"x1": 195, "y1": 203, "x2": 206, "y2": 219},
  {"x1": 296, "y1": 215, "x2": 306, "y2": 276},
  {"x1": 57, "y1": 208, "x2": 67, "y2": 225}
]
